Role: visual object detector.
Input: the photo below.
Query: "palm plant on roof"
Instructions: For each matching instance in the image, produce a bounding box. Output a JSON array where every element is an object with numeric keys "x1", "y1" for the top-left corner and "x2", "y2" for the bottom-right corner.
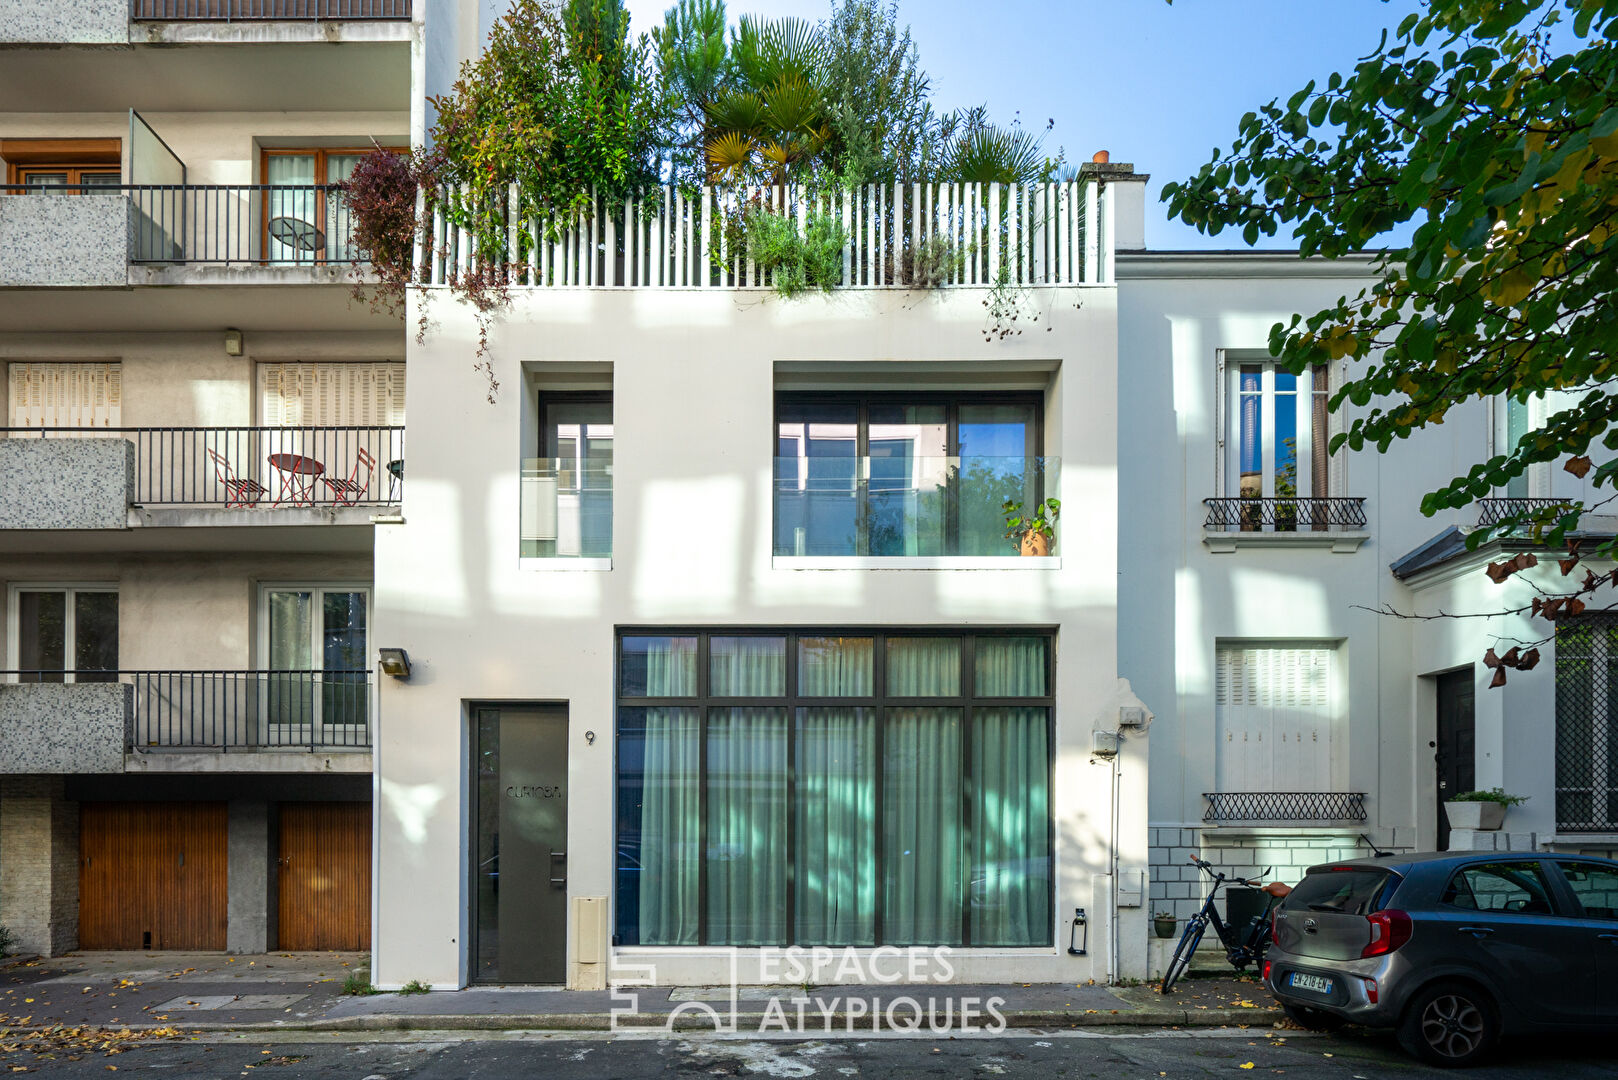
[{"x1": 704, "y1": 16, "x2": 832, "y2": 185}]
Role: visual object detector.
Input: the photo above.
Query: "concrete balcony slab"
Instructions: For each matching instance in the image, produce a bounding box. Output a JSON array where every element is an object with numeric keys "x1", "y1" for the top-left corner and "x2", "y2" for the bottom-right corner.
[
  {"x1": 0, "y1": 438, "x2": 133, "y2": 530},
  {"x1": 0, "y1": 683, "x2": 131, "y2": 774}
]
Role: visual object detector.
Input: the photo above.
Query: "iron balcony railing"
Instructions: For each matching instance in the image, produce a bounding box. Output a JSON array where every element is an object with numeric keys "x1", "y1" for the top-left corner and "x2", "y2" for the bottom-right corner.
[
  {"x1": 1, "y1": 426, "x2": 403, "y2": 509},
  {"x1": 0, "y1": 183, "x2": 361, "y2": 266},
  {"x1": 1476, "y1": 497, "x2": 1576, "y2": 528},
  {"x1": 3, "y1": 670, "x2": 372, "y2": 751},
  {"x1": 1203, "y1": 792, "x2": 1369, "y2": 824},
  {"x1": 1202, "y1": 497, "x2": 1368, "y2": 533},
  {"x1": 132, "y1": 0, "x2": 411, "y2": 18}
]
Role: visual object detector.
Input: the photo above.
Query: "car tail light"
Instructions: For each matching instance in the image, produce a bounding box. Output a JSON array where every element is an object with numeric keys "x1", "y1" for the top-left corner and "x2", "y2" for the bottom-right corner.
[
  {"x1": 1360, "y1": 909, "x2": 1413, "y2": 958},
  {"x1": 1262, "y1": 960, "x2": 1272, "y2": 982}
]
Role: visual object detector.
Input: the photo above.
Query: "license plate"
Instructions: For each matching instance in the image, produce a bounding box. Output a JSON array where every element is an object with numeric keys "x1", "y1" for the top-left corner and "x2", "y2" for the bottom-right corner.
[{"x1": 1288, "y1": 972, "x2": 1333, "y2": 994}]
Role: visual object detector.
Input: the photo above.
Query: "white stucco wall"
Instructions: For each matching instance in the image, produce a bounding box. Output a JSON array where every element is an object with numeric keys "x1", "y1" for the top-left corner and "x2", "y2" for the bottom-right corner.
[{"x1": 374, "y1": 282, "x2": 1138, "y2": 988}]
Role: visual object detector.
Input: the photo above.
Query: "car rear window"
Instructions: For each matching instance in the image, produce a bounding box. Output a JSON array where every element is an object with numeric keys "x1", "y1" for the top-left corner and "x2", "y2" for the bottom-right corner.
[{"x1": 1287, "y1": 868, "x2": 1393, "y2": 915}]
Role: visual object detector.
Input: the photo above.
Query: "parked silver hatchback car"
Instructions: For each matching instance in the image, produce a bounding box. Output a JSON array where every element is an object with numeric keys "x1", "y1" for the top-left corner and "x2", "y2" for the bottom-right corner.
[{"x1": 1264, "y1": 851, "x2": 1618, "y2": 1066}]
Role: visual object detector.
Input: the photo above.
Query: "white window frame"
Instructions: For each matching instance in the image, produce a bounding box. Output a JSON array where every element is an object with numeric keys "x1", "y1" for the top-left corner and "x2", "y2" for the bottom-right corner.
[
  {"x1": 1491, "y1": 393, "x2": 1550, "y2": 498},
  {"x1": 255, "y1": 582, "x2": 373, "y2": 743},
  {"x1": 1213, "y1": 640, "x2": 1347, "y2": 795},
  {"x1": 5, "y1": 582, "x2": 119, "y2": 683},
  {"x1": 1215, "y1": 351, "x2": 1341, "y2": 500}
]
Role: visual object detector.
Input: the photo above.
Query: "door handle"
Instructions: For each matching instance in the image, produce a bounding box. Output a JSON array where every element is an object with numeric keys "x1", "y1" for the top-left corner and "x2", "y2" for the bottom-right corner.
[
  {"x1": 549, "y1": 849, "x2": 566, "y2": 888},
  {"x1": 1598, "y1": 933, "x2": 1618, "y2": 943},
  {"x1": 1457, "y1": 926, "x2": 1495, "y2": 937}
]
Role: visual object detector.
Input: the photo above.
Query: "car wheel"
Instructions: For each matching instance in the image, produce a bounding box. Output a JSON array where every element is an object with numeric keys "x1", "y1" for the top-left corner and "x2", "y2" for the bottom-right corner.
[
  {"x1": 1282, "y1": 1002, "x2": 1346, "y2": 1032},
  {"x1": 1396, "y1": 981, "x2": 1499, "y2": 1067}
]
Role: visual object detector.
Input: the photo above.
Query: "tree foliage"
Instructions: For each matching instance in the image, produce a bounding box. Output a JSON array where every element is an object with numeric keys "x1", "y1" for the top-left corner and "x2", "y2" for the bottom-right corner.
[{"x1": 1163, "y1": 0, "x2": 1618, "y2": 657}]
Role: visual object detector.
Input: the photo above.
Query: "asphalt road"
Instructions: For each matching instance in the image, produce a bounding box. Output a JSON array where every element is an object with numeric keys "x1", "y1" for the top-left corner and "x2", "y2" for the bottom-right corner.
[{"x1": 0, "y1": 1028, "x2": 1613, "y2": 1079}]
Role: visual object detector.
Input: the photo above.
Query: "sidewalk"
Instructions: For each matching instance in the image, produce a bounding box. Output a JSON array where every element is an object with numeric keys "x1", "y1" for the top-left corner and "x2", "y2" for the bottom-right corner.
[{"x1": 0, "y1": 953, "x2": 1285, "y2": 1034}]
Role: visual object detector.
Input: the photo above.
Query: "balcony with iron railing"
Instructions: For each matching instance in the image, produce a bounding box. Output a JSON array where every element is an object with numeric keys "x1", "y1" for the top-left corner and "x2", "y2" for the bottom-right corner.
[
  {"x1": 0, "y1": 183, "x2": 365, "y2": 286},
  {"x1": 1203, "y1": 792, "x2": 1370, "y2": 825},
  {"x1": 0, "y1": 426, "x2": 403, "y2": 531},
  {"x1": 131, "y1": 0, "x2": 411, "y2": 18},
  {"x1": 1202, "y1": 496, "x2": 1370, "y2": 552},
  {"x1": 0, "y1": 670, "x2": 373, "y2": 773},
  {"x1": 1475, "y1": 497, "x2": 1576, "y2": 529}
]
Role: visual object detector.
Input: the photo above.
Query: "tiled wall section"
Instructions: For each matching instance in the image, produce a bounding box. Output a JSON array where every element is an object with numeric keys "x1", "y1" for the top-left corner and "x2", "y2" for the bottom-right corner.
[
  {"x1": 0, "y1": 195, "x2": 132, "y2": 287},
  {"x1": 0, "y1": 0, "x2": 126, "y2": 43},
  {"x1": 0, "y1": 684, "x2": 131, "y2": 774},
  {"x1": 0, "y1": 438, "x2": 134, "y2": 530},
  {"x1": 0, "y1": 777, "x2": 79, "y2": 956},
  {"x1": 1148, "y1": 827, "x2": 1408, "y2": 922}
]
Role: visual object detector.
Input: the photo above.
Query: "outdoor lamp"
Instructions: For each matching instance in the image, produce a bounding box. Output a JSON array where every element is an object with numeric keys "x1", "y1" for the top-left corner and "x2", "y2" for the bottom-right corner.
[
  {"x1": 378, "y1": 648, "x2": 412, "y2": 679},
  {"x1": 1068, "y1": 907, "x2": 1087, "y2": 956}
]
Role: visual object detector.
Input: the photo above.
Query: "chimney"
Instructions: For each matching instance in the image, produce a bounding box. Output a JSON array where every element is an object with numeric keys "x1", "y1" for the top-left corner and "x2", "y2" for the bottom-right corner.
[{"x1": 1079, "y1": 151, "x2": 1148, "y2": 253}]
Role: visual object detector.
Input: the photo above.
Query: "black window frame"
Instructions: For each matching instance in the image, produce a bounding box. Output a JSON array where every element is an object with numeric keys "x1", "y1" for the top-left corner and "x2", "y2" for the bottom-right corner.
[
  {"x1": 773, "y1": 390, "x2": 1047, "y2": 557},
  {"x1": 612, "y1": 625, "x2": 1057, "y2": 948}
]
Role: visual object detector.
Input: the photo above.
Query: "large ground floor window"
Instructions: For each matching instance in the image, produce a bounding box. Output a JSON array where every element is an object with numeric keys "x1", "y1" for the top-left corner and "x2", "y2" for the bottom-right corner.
[{"x1": 615, "y1": 630, "x2": 1054, "y2": 949}]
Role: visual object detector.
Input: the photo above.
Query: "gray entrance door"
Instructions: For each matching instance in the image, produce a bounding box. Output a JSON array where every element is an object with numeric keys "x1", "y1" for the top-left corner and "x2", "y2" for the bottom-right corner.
[{"x1": 473, "y1": 706, "x2": 569, "y2": 983}]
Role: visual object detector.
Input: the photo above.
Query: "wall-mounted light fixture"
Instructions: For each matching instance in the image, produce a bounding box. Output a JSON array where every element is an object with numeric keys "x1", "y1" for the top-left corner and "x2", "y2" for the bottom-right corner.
[
  {"x1": 378, "y1": 648, "x2": 412, "y2": 679},
  {"x1": 224, "y1": 328, "x2": 244, "y2": 356}
]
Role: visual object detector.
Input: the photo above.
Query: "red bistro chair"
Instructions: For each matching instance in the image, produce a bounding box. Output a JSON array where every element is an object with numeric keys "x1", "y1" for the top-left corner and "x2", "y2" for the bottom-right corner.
[
  {"x1": 207, "y1": 447, "x2": 267, "y2": 508},
  {"x1": 322, "y1": 447, "x2": 376, "y2": 506}
]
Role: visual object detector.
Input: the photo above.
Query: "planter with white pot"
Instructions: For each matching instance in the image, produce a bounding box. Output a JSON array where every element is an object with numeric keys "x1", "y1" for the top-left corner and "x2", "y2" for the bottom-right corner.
[{"x1": 1444, "y1": 799, "x2": 1507, "y2": 830}]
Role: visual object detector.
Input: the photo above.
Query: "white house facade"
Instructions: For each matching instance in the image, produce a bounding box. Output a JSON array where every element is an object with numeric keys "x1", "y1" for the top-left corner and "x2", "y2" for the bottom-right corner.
[{"x1": 1, "y1": 0, "x2": 1613, "y2": 993}]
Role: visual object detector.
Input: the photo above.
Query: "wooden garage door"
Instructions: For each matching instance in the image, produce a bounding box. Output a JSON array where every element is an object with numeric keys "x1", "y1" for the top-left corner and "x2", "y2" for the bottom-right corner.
[
  {"x1": 278, "y1": 802, "x2": 371, "y2": 951},
  {"x1": 80, "y1": 802, "x2": 228, "y2": 950}
]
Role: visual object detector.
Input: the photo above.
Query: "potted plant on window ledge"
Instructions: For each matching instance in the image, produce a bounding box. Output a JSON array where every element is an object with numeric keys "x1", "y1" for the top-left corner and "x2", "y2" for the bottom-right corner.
[
  {"x1": 1444, "y1": 788, "x2": 1527, "y2": 831},
  {"x1": 1003, "y1": 497, "x2": 1061, "y2": 557},
  {"x1": 1153, "y1": 911, "x2": 1177, "y2": 939}
]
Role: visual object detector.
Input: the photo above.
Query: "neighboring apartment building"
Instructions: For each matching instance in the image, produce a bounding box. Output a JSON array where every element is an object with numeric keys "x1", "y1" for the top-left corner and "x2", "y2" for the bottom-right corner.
[
  {"x1": 0, "y1": 0, "x2": 415, "y2": 956},
  {"x1": 5, "y1": 0, "x2": 1615, "y2": 993}
]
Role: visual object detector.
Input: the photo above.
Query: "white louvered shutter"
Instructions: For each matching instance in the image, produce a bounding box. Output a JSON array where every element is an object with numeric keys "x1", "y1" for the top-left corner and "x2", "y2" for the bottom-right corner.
[
  {"x1": 8, "y1": 362, "x2": 122, "y2": 429},
  {"x1": 258, "y1": 362, "x2": 405, "y2": 427},
  {"x1": 1215, "y1": 646, "x2": 1336, "y2": 794}
]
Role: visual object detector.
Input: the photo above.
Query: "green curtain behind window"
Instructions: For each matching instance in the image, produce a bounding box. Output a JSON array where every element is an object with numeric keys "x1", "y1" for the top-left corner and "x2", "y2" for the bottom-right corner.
[
  {"x1": 976, "y1": 637, "x2": 1048, "y2": 696},
  {"x1": 800, "y1": 637, "x2": 874, "y2": 695},
  {"x1": 971, "y1": 707, "x2": 1051, "y2": 945},
  {"x1": 883, "y1": 707, "x2": 963, "y2": 944},
  {"x1": 639, "y1": 706, "x2": 699, "y2": 944},
  {"x1": 795, "y1": 707, "x2": 877, "y2": 945},
  {"x1": 887, "y1": 637, "x2": 961, "y2": 696},
  {"x1": 707, "y1": 708, "x2": 787, "y2": 945}
]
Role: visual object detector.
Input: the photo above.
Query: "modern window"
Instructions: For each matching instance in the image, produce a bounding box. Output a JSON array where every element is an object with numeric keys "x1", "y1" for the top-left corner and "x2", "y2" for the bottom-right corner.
[
  {"x1": 258, "y1": 585, "x2": 370, "y2": 735},
  {"x1": 6, "y1": 585, "x2": 118, "y2": 683},
  {"x1": 1554, "y1": 617, "x2": 1618, "y2": 831},
  {"x1": 1223, "y1": 360, "x2": 1332, "y2": 501},
  {"x1": 523, "y1": 392, "x2": 612, "y2": 559},
  {"x1": 1214, "y1": 644, "x2": 1340, "y2": 794},
  {"x1": 1440, "y1": 861, "x2": 1556, "y2": 915},
  {"x1": 774, "y1": 392, "x2": 1048, "y2": 557},
  {"x1": 615, "y1": 629, "x2": 1053, "y2": 948},
  {"x1": 7, "y1": 362, "x2": 122, "y2": 429},
  {"x1": 261, "y1": 148, "x2": 397, "y2": 264}
]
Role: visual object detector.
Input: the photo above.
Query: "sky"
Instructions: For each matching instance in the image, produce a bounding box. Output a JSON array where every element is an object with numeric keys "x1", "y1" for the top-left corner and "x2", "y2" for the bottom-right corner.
[{"x1": 619, "y1": 0, "x2": 1426, "y2": 250}]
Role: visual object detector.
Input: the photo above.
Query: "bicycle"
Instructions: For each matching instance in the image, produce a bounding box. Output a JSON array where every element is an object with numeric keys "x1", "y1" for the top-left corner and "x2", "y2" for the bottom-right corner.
[{"x1": 1159, "y1": 854, "x2": 1291, "y2": 994}]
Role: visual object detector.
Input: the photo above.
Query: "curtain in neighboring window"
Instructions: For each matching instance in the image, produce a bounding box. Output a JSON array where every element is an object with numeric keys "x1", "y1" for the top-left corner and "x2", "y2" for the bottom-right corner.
[
  {"x1": 636, "y1": 707, "x2": 700, "y2": 944},
  {"x1": 975, "y1": 637, "x2": 1048, "y2": 696},
  {"x1": 1310, "y1": 365, "x2": 1330, "y2": 501},
  {"x1": 795, "y1": 707, "x2": 877, "y2": 945},
  {"x1": 886, "y1": 637, "x2": 961, "y2": 696},
  {"x1": 971, "y1": 707, "x2": 1050, "y2": 945},
  {"x1": 266, "y1": 155, "x2": 318, "y2": 264},
  {"x1": 707, "y1": 708, "x2": 788, "y2": 945},
  {"x1": 267, "y1": 590, "x2": 313, "y2": 727},
  {"x1": 325, "y1": 153, "x2": 364, "y2": 261},
  {"x1": 799, "y1": 636, "x2": 874, "y2": 695},
  {"x1": 710, "y1": 637, "x2": 785, "y2": 696},
  {"x1": 883, "y1": 707, "x2": 963, "y2": 944}
]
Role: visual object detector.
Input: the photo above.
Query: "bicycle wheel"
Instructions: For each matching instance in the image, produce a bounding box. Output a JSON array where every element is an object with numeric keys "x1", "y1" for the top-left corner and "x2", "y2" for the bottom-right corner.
[{"x1": 1160, "y1": 915, "x2": 1205, "y2": 994}]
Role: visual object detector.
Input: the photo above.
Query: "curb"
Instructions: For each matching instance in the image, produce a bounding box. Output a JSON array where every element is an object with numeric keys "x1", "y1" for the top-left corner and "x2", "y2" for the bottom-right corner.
[{"x1": 43, "y1": 1007, "x2": 1286, "y2": 1035}]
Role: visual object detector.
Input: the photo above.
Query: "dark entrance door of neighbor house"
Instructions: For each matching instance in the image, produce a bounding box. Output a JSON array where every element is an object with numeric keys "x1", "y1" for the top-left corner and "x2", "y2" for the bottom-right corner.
[
  {"x1": 1436, "y1": 669, "x2": 1477, "y2": 851},
  {"x1": 472, "y1": 706, "x2": 569, "y2": 983}
]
